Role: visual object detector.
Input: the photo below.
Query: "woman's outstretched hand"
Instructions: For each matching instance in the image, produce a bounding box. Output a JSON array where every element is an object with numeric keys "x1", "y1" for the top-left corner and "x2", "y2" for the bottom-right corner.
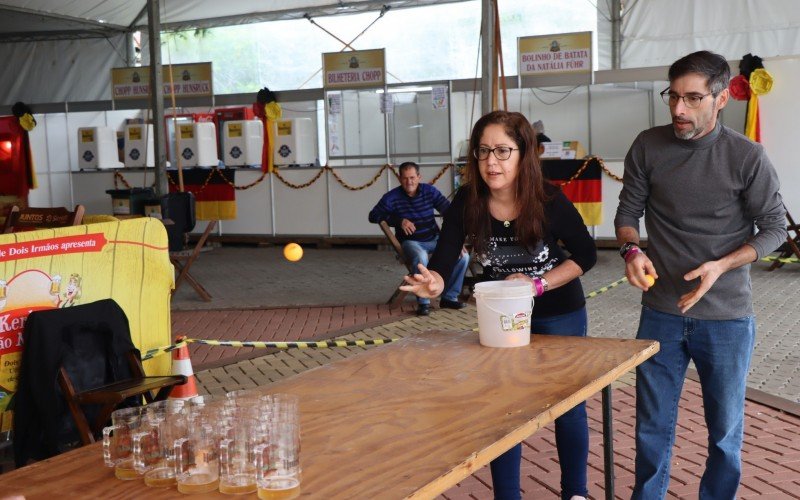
[{"x1": 399, "y1": 263, "x2": 445, "y2": 299}]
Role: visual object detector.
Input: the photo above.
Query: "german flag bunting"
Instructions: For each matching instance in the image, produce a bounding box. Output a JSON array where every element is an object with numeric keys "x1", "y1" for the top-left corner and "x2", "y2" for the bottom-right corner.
[
  {"x1": 542, "y1": 158, "x2": 602, "y2": 226},
  {"x1": 168, "y1": 168, "x2": 236, "y2": 220}
]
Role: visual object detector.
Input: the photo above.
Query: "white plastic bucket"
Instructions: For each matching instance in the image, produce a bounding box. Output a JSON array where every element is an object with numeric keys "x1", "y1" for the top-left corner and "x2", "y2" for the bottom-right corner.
[{"x1": 474, "y1": 281, "x2": 534, "y2": 348}]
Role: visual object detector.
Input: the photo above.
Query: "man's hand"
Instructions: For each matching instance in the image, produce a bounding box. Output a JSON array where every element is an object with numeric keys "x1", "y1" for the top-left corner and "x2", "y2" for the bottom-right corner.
[
  {"x1": 625, "y1": 252, "x2": 658, "y2": 291},
  {"x1": 401, "y1": 219, "x2": 416, "y2": 236},
  {"x1": 678, "y1": 260, "x2": 724, "y2": 313}
]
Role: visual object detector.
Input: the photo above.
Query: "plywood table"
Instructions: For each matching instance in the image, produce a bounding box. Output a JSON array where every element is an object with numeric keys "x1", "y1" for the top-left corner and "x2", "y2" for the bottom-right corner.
[{"x1": 0, "y1": 331, "x2": 658, "y2": 499}]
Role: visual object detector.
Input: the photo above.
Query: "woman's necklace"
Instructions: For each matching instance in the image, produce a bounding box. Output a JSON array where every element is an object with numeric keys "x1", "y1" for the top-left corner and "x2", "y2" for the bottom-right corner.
[{"x1": 490, "y1": 199, "x2": 516, "y2": 228}]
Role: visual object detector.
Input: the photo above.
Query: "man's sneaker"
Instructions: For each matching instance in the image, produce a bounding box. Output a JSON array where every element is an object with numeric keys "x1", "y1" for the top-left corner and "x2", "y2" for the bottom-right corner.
[
  {"x1": 416, "y1": 304, "x2": 430, "y2": 316},
  {"x1": 439, "y1": 299, "x2": 467, "y2": 310}
]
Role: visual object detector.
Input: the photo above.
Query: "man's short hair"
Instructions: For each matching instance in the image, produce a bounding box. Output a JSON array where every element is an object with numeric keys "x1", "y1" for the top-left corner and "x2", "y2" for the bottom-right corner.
[
  {"x1": 668, "y1": 50, "x2": 730, "y2": 96},
  {"x1": 398, "y1": 161, "x2": 420, "y2": 175}
]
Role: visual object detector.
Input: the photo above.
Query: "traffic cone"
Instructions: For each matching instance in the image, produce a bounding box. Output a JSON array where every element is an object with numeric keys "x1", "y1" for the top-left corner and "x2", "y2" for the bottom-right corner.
[{"x1": 169, "y1": 335, "x2": 198, "y2": 399}]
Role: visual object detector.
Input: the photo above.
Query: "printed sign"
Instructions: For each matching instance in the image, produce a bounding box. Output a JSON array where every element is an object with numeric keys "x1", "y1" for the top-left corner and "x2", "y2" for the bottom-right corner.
[
  {"x1": 80, "y1": 129, "x2": 94, "y2": 143},
  {"x1": 111, "y1": 62, "x2": 213, "y2": 100},
  {"x1": 128, "y1": 126, "x2": 142, "y2": 141},
  {"x1": 323, "y1": 49, "x2": 385, "y2": 89},
  {"x1": 518, "y1": 31, "x2": 592, "y2": 75},
  {"x1": 0, "y1": 219, "x2": 174, "y2": 433},
  {"x1": 277, "y1": 121, "x2": 292, "y2": 136},
  {"x1": 179, "y1": 124, "x2": 194, "y2": 139},
  {"x1": 227, "y1": 123, "x2": 242, "y2": 138}
]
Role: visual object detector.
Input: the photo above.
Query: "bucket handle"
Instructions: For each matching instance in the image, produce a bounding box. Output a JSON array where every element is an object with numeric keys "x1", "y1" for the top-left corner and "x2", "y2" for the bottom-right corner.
[{"x1": 477, "y1": 296, "x2": 534, "y2": 317}]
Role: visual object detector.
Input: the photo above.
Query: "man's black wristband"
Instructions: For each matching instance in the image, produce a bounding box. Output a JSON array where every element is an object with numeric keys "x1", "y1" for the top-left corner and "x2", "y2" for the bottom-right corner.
[{"x1": 619, "y1": 242, "x2": 640, "y2": 259}]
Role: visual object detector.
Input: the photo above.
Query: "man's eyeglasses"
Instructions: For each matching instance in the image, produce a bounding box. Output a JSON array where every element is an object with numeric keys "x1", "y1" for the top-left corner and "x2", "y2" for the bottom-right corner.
[
  {"x1": 660, "y1": 87, "x2": 716, "y2": 109},
  {"x1": 474, "y1": 146, "x2": 519, "y2": 161}
]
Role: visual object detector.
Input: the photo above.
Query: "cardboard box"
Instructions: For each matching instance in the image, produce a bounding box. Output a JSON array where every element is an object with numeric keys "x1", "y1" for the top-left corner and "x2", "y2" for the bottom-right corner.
[{"x1": 560, "y1": 141, "x2": 586, "y2": 159}]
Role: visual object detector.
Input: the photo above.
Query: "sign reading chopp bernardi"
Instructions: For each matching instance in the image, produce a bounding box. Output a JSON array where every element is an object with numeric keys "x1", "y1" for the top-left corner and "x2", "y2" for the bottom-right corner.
[
  {"x1": 323, "y1": 49, "x2": 385, "y2": 89},
  {"x1": 518, "y1": 31, "x2": 592, "y2": 75}
]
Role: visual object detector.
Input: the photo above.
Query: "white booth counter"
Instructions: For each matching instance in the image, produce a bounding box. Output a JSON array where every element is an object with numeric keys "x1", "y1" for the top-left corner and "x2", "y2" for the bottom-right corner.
[
  {"x1": 71, "y1": 164, "x2": 459, "y2": 239},
  {"x1": 71, "y1": 161, "x2": 630, "y2": 241}
]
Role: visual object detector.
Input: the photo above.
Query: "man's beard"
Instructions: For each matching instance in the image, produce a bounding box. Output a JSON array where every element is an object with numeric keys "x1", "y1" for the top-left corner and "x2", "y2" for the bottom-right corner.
[{"x1": 673, "y1": 123, "x2": 701, "y2": 140}]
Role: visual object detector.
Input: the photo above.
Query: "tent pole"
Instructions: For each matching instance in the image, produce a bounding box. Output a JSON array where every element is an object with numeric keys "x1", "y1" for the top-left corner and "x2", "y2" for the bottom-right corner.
[
  {"x1": 147, "y1": 0, "x2": 168, "y2": 197},
  {"x1": 480, "y1": 0, "x2": 495, "y2": 116}
]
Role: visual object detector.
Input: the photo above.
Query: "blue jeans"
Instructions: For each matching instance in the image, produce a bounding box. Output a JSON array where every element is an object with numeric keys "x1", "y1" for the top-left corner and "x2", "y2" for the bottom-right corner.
[
  {"x1": 401, "y1": 238, "x2": 469, "y2": 305},
  {"x1": 490, "y1": 307, "x2": 589, "y2": 500},
  {"x1": 632, "y1": 306, "x2": 755, "y2": 500}
]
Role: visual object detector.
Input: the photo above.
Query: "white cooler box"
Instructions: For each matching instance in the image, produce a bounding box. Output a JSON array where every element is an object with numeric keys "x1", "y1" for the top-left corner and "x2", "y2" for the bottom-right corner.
[
  {"x1": 177, "y1": 122, "x2": 218, "y2": 167},
  {"x1": 124, "y1": 124, "x2": 155, "y2": 168},
  {"x1": 77, "y1": 126, "x2": 123, "y2": 170},
  {"x1": 273, "y1": 118, "x2": 315, "y2": 166},
  {"x1": 223, "y1": 120, "x2": 263, "y2": 167}
]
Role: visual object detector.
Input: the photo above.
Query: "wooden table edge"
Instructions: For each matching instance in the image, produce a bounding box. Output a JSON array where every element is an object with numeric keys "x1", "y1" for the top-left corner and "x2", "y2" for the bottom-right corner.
[{"x1": 407, "y1": 338, "x2": 660, "y2": 499}]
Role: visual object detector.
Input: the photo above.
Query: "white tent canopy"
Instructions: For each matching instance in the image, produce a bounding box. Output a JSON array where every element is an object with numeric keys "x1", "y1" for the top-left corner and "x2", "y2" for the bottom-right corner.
[
  {"x1": 1, "y1": 0, "x2": 800, "y2": 105},
  {"x1": 0, "y1": 0, "x2": 464, "y2": 41}
]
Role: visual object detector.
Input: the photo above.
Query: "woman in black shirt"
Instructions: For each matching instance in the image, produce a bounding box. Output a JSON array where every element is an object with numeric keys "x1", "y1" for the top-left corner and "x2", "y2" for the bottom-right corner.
[{"x1": 401, "y1": 111, "x2": 596, "y2": 500}]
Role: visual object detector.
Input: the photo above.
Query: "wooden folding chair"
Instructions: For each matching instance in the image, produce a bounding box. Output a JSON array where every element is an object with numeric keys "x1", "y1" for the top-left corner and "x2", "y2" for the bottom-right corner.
[
  {"x1": 3, "y1": 204, "x2": 85, "y2": 233},
  {"x1": 19, "y1": 300, "x2": 187, "y2": 450},
  {"x1": 379, "y1": 221, "x2": 413, "y2": 307},
  {"x1": 170, "y1": 219, "x2": 218, "y2": 301},
  {"x1": 768, "y1": 207, "x2": 800, "y2": 270},
  {"x1": 59, "y1": 351, "x2": 186, "y2": 446}
]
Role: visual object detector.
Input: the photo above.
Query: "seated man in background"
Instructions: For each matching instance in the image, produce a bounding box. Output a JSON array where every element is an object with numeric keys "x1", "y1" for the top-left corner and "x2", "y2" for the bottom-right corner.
[{"x1": 369, "y1": 161, "x2": 469, "y2": 316}]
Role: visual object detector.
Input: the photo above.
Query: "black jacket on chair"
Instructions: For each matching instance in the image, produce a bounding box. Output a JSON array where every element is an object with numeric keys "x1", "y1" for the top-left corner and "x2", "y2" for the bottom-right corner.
[{"x1": 13, "y1": 299, "x2": 141, "y2": 466}]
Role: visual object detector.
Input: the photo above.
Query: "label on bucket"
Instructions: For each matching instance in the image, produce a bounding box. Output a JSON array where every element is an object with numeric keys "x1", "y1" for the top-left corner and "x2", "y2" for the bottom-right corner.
[{"x1": 500, "y1": 312, "x2": 530, "y2": 331}]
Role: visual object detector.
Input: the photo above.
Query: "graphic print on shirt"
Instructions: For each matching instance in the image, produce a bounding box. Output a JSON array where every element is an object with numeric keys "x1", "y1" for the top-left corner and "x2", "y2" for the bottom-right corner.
[{"x1": 479, "y1": 235, "x2": 558, "y2": 278}]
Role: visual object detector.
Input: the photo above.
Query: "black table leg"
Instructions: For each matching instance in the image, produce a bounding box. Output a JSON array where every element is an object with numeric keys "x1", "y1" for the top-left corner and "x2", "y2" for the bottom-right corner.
[{"x1": 603, "y1": 384, "x2": 615, "y2": 500}]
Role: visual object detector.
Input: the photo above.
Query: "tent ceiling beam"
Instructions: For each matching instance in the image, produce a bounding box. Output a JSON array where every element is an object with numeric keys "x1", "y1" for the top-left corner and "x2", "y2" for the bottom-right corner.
[
  {"x1": 0, "y1": 5, "x2": 129, "y2": 32},
  {"x1": 132, "y1": 0, "x2": 467, "y2": 33},
  {"x1": 0, "y1": 29, "x2": 123, "y2": 43}
]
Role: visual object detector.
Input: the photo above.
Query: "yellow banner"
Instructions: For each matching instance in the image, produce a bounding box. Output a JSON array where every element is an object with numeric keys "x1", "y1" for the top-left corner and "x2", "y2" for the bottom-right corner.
[
  {"x1": 323, "y1": 49, "x2": 385, "y2": 89},
  {"x1": 0, "y1": 219, "x2": 174, "y2": 432},
  {"x1": 111, "y1": 62, "x2": 214, "y2": 100},
  {"x1": 518, "y1": 32, "x2": 592, "y2": 76}
]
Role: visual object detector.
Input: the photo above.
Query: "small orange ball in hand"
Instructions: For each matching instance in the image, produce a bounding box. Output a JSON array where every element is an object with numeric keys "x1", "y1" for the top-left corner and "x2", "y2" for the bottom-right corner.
[
  {"x1": 644, "y1": 274, "x2": 656, "y2": 287},
  {"x1": 283, "y1": 243, "x2": 303, "y2": 262}
]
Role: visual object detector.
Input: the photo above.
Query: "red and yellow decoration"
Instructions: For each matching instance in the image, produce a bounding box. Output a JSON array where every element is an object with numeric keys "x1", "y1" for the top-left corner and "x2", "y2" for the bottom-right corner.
[
  {"x1": 729, "y1": 54, "x2": 774, "y2": 143},
  {"x1": 0, "y1": 102, "x2": 38, "y2": 205},
  {"x1": 252, "y1": 87, "x2": 282, "y2": 174}
]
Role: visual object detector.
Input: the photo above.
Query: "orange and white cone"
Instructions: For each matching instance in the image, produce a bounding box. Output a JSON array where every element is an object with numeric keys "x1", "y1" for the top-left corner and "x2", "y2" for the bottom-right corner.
[{"x1": 169, "y1": 335, "x2": 198, "y2": 399}]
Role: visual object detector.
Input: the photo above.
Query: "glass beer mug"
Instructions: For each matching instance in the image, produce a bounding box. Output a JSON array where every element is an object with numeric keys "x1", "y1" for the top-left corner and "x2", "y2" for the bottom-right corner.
[
  {"x1": 174, "y1": 407, "x2": 221, "y2": 494},
  {"x1": 218, "y1": 412, "x2": 264, "y2": 495},
  {"x1": 103, "y1": 406, "x2": 144, "y2": 480},
  {"x1": 132, "y1": 400, "x2": 187, "y2": 488},
  {"x1": 255, "y1": 394, "x2": 301, "y2": 500}
]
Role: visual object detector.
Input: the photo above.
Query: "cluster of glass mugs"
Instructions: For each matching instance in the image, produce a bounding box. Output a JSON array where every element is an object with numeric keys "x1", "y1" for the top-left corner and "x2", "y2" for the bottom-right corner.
[{"x1": 102, "y1": 391, "x2": 301, "y2": 498}]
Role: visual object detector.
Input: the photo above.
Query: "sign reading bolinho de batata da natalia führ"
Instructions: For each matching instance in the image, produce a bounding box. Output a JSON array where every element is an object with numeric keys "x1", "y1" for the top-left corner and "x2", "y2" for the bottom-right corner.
[{"x1": 518, "y1": 31, "x2": 592, "y2": 76}]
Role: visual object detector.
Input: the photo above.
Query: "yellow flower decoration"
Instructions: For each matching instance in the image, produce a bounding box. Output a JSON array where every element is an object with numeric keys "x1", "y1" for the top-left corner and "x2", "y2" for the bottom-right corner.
[
  {"x1": 19, "y1": 113, "x2": 36, "y2": 131},
  {"x1": 749, "y1": 68, "x2": 773, "y2": 96},
  {"x1": 264, "y1": 101, "x2": 282, "y2": 121}
]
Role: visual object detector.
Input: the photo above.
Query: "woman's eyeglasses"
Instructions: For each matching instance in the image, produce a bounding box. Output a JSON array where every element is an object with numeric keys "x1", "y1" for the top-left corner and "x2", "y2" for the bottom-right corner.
[{"x1": 474, "y1": 146, "x2": 518, "y2": 160}]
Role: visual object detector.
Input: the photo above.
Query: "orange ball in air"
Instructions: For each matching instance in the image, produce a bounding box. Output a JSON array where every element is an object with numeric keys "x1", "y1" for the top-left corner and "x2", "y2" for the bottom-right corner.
[{"x1": 283, "y1": 243, "x2": 303, "y2": 262}]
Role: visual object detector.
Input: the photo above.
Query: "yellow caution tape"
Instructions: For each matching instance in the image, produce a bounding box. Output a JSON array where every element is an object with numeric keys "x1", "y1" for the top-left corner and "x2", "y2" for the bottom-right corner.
[
  {"x1": 761, "y1": 256, "x2": 799, "y2": 264},
  {"x1": 140, "y1": 338, "x2": 396, "y2": 361}
]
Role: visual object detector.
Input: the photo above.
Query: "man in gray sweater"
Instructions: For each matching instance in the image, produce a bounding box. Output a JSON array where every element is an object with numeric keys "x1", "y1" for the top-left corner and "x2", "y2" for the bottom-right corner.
[{"x1": 614, "y1": 50, "x2": 786, "y2": 500}]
